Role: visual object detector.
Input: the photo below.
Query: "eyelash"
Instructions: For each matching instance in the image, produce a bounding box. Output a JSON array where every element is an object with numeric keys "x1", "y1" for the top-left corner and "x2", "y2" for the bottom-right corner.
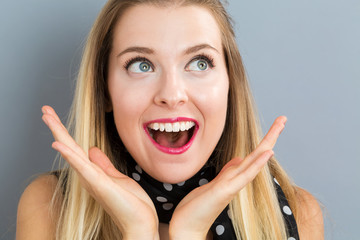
[
  {"x1": 123, "y1": 56, "x2": 153, "y2": 71},
  {"x1": 123, "y1": 53, "x2": 216, "y2": 71},
  {"x1": 188, "y1": 53, "x2": 215, "y2": 69}
]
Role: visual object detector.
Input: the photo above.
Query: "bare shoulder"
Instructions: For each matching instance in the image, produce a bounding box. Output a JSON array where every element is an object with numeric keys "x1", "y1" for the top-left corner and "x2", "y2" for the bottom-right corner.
[
  {"x1": 294, "y1": 186, "x2": 324, "y2": 240},
  {"x1": 16, "y1": 174, "x2": 61, "y2": 240}
]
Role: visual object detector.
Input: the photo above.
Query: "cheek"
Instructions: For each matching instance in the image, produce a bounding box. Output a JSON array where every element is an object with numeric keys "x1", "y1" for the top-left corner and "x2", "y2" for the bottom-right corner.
[
  {"x1": 108, "y1": 59, "x2": 152, "y2": 116},
  {"x1": 107, "y1": 76, "x2": 151, "y2": 137},
  {"x1": 109, "y1": 88, "x2": 149, "y2": 154},
  {"x1": 193, "y1": 74, "x2": 229, "y2": 122},
  {"x1": 190, "y1": 73, "x2": 229, "y2": 142}
]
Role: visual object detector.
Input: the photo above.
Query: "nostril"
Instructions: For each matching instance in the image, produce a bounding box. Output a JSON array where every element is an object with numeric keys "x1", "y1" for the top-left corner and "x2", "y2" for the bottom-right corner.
[{"x1": 154, "y1": 92, "x2": 188, "y2": 108}]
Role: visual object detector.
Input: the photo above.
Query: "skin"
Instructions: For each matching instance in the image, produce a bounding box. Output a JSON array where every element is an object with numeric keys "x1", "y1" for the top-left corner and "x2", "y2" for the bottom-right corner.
[
  {"x1": 16, "y1": 4, "x2": 324, "y2": 240},
  {"x1": 107, "y1": 5, "x2": 229, "y2": 184}
]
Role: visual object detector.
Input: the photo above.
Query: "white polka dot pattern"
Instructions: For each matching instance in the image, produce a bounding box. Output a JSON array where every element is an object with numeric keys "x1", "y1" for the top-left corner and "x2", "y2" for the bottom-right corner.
[
  {"x1": 199, "y1": 178, "x2": 208, "y2": 186},
  {"x1": 163, "y1": 183, "x2": 173, "y2": 191},
  {"x1": 156, "y1": 196, "x2": 167, "y2": 202},
  {"x1": 215, "y1": 225, "x2": 225, "y2": 235},
  {"x1": 135, "y1": 165, "x2": 142, "y2": 173},
  {"x1": 273, "y1": 175, "x2": 299, "y2": 239},
  {"x1": 273, "y1": 177, "x2": 280, "y2": 185},
  {"x1": 283, "y1": 205, "x2": 292, "y2": 215},
  {"x1": 132, "y1": 173, "x2": 140, "y2": 181},
  {"x1": 227, "y1": 209, "x2": 232, "y2": 219},
  {"x1": 126, "y1": 159, "x2": 299, "y2": 240},
  {"x1": 177, "y1": 181, "x2": 185, "y2": 186},
  {"x1": 162, "y1": 203, "x2": 173, "y2": 210}
]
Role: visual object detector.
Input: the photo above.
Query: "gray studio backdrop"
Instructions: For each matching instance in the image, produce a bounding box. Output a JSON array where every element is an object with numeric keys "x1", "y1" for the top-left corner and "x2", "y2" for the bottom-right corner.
[{"x1": 1, "y1": 0, "x2": 359, "y2": 239}]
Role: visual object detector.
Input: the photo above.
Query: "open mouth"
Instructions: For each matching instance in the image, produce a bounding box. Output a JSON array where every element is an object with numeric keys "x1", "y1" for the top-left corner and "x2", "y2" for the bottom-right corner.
[{"x1": 144, "y1": 118, "x2": 198, "y2": 154}]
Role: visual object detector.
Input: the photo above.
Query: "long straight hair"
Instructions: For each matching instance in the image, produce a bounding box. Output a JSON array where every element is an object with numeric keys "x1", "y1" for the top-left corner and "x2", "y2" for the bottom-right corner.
[{"x1": 50, "y1": 0, "x2": 299, "y2": 239}]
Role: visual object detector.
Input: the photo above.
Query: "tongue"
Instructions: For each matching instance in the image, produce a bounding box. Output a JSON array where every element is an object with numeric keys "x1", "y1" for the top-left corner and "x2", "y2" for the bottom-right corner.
[{"x1": 154, "y1": 131, "x2": 189, "y2": 148}]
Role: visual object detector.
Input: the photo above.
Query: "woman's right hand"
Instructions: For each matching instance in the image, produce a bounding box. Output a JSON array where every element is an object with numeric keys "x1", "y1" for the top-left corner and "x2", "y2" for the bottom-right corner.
[{"x1": 41, "y1": 105, "x2": 159, "y2": 240}]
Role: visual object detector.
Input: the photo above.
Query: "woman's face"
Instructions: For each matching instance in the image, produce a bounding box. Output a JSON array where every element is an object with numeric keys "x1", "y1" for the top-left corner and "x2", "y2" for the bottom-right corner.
[{"x1": 107, "y1": 4, "x2": 229, "y2": 183}]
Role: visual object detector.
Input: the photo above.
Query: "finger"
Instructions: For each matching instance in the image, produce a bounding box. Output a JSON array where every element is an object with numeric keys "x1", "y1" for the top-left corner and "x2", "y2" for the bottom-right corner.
[
  {"x1": 228, "y1": 150, "x2": 274, "y2": 194},
  {"x1": 42, "y1": 113, "x2": 87, "y2": 159},
  {"x1": 224, "y1": 116, "x2": 286, "y2": 177},
  {"x1": 52, "y1": 141, "x2": 97, "y2": 181},
  {"x1": 217, "y1": 116, "x2": 286, "y2": 183},
  {"x1": 259, "y1": 116, "x2": 287, "y2": 150},
  {"x1": 246, "y1": 116, "x2": 286, "y2": 162},
  {"x1": 41, "y1": 105, "x2": 62, "y2": 125},
  {"x1": 41, "y1": 106, "x2": 70, "y2": 143},
  {"x1": 88, "y1": 147, "x2": 123, "y2": 178},
  {"x1": 218, "y1": 156, "x2": 243, "y2": 175}
]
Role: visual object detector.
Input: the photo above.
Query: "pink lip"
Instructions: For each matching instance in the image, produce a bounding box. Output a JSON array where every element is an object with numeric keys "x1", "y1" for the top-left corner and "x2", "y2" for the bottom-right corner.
[{"x1": 143, "y1": 117, "x2": 199, "y2": 154}]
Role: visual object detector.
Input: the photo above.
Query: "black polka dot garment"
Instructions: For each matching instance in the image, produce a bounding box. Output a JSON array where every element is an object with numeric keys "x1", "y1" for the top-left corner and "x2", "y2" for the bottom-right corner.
[
  {"x1": 273, "y1": 177, "x2": 300, "y2": 240},
  {"x1": 127, "y1": 159, "x2": 300, "y2": 240}
]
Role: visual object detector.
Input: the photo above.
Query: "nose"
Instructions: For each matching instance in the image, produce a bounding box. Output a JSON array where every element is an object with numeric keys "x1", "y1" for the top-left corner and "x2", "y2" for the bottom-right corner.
[{"x1": 154, "y1": 71, "x2": 188, "y2": 109}]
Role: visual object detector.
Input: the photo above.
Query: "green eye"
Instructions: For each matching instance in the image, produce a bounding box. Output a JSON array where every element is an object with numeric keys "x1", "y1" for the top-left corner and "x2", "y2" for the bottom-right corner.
[
  {"x1": 188, "y1": 59, "x2": 209, "y2": 71},
  {"x1": 128, "y1": 61, "x2": 153, "y2": 73},
  {"x1": 197, "y1": 60, "x2": 208, "y2": 70},
  {"x1": 139, "y1": 62, "x2": 151, "y2": 72}
]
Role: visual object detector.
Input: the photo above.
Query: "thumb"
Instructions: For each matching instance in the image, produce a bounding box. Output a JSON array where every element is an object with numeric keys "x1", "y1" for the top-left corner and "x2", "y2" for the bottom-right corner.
[{"x1": 88, "y1": 147, "x2": 122, "y2": 178}]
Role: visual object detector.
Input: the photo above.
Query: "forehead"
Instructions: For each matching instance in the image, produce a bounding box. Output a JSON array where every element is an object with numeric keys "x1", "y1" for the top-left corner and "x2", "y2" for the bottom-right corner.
[{"x1": 112, "y1": 4, "x2": 223, "y2": 54}]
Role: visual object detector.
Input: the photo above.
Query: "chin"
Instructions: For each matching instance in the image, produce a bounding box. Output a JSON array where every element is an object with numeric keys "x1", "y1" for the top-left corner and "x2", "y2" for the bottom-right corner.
[
  {"x1": 152, "y1": 169, "x2": 197, "y2": 184},
  {"x1": 145, "y1": 154, "x2": 207, "y2": 184}
]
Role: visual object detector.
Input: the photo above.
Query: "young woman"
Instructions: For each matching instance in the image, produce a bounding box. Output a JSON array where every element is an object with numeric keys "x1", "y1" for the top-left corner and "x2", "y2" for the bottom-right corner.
[{"x1": 16, "y1": 0, "x2": 324, "y2": 239}]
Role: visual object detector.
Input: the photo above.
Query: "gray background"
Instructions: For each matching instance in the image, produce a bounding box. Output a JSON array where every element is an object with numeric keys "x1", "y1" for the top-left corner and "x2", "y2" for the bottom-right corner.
[{"x1": 0, "y1": 0, "x2": 358, "y2": 239}]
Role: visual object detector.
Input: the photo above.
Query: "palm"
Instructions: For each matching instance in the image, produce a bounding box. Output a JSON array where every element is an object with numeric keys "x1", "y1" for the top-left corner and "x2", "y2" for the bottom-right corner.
[
  {"x1": 170, "y1": 116, "x2": 287, "y2": 239},
  {"x1": 77, "y1": 158, "x2": 158, "y2": 233},
  {"x1": 42, "y1": 105, "x2": 158, "y2": 238}
]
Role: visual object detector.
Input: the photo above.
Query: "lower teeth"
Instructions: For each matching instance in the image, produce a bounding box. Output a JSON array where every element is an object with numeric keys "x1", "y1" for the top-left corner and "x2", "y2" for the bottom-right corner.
[{"x1": 148, "y1": 127, "x2": 194, "y2": 148}]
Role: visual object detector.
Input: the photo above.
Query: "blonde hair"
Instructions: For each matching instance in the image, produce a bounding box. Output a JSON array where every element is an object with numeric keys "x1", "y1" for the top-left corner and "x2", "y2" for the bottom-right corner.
[{"x1": 50, "y1": 0, "x2": 299, "y2": 239}]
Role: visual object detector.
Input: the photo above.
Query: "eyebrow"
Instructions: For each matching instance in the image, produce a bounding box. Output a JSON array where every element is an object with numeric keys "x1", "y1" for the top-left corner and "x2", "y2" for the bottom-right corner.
[
  {"x1": 116, "y1": 43, "x2": 219, "y2": 58},
  {"x1": 184, "y1": 44, "x2": 219, "y2": 55},
  {"x1": 116, "y1": 47, "x2": 154, "y2": 58}
]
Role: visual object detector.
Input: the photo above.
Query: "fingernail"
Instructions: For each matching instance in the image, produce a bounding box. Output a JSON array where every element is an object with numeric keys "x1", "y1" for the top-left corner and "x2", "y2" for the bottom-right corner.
[
  {"x1": 283, "y1": 116, "x2": 288, "y2": 125},
  {"x1": 42, "y1": 107, "x2": 47, "y2": 114}
]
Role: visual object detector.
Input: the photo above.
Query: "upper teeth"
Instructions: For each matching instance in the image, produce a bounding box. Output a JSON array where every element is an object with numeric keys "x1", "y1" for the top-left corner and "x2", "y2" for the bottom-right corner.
[{"x1": 148, "y1": 121, "x2": 195, "y2": 132}]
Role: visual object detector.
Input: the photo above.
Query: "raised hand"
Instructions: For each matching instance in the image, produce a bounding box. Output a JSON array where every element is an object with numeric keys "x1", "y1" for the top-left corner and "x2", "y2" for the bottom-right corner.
[
  {"x1": 169, "y1": 116, "x2": 287, "y2": 240},
  {"x1": 41, "y1": 105, "x2": 159, "y2": 240}
]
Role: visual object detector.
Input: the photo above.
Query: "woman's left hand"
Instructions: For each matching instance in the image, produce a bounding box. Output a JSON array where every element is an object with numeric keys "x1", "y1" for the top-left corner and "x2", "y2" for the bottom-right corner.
[{"x1": 168, "y1": 116, "x2": 287, "y2": 240}]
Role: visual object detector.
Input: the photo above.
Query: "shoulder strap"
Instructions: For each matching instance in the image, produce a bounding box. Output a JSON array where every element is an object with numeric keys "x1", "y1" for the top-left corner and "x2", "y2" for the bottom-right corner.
[{"x1": 273, "y1": 177, "x2": 300, "y2": 239}]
